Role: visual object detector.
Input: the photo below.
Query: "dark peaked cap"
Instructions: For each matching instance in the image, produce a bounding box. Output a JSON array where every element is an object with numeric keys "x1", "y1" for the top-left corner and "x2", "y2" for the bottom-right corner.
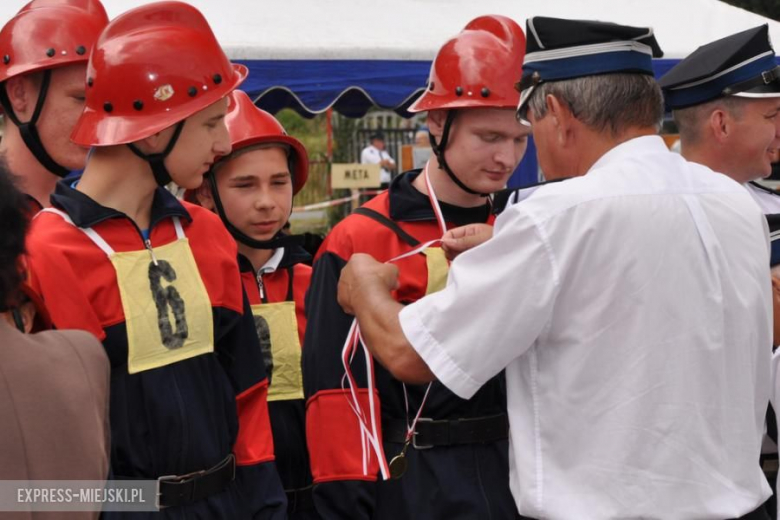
[
  {"x1": 517, "y1": 17, "x2": 663, "y2": 118},
  {"x1": 660, "y1": 25, "x2": 780, "y2": 109},
  {"x1": 525, "y1": 17, "x2": 663, "y2": 55}
]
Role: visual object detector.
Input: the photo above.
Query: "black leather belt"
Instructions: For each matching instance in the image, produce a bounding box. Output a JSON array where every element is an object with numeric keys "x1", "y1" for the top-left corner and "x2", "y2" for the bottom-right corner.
[
  {"x1": 761, "y1": 452, "x2": 779, "y2": 474},
  {"x1": 384, "y1": 413, "x2": 509, "y2": 449},
  {"x1": 155, "y1": 454, "x2": 236, "y2": 509},
  {"x1": 286, "y1": 485, "x2": 315, "y2": 514}
]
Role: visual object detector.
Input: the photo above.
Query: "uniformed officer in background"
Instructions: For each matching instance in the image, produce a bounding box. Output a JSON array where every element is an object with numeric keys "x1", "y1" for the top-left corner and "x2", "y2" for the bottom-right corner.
[{"x1": 660, "y1": 25, "x2": 780, "y2": 213}]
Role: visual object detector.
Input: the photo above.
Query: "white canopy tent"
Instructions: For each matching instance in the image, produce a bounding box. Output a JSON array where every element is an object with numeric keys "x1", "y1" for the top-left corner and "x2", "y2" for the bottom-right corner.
[
  {"x1": 82, "y1": 0, "x2": 780, "y2": 60},
  {"x1": 2, "y1": 0, "x2": 780, "y2": 116},
  {"x1": 3, "y1": 0, "x2": 779, "y2": 185}
]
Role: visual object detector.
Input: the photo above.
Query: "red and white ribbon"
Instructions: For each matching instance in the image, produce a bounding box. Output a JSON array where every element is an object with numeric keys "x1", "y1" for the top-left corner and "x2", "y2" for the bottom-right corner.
[{"x1": 341, "y1": 163, "x2": 448, "y2": 480}]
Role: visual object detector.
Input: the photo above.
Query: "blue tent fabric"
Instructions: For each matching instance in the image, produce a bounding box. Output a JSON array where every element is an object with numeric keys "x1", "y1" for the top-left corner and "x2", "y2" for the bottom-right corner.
[
  {"x1": 510, "y1": 137, "x2": 539, "y2": 189},
  {"x1": 237, "y1": 59, "x2": 430, "y2": 118},
  {"x1": 241, "y1": 58, "x2": 683, "y2": 119},
  {"x1": 238, "y1": 57, "x2": 748, "y2": 188}
]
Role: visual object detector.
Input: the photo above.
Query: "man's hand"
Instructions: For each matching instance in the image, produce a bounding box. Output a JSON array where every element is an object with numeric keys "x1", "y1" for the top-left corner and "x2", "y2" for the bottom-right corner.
[
  {"x1": 441, "y1": 223, "x2": 493, "y2": 261},
  {"x1": 338, "y1": 253, "x2": 399, "y2": 315}
]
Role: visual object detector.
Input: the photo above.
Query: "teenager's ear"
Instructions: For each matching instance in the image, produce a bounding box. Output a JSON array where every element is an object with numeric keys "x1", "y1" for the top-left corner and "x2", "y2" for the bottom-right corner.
[
  {"x1": 194, "y1": 178, "x2": 216, "y2": 211},
  {"x1": 134, "y1": 124, "x2": 177, "y2": 154},
  {"x1": 426, "y1": 110, "x2": 448, "y2": 140},
  {"x1": 4, "y1": 73, "x2": 40, "y2": 118}
]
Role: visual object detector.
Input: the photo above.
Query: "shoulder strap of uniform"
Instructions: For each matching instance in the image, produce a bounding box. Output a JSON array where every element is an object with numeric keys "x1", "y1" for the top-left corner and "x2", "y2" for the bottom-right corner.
[{"x1": 352, "y1": 207, "x2": 421, "y2": 247}]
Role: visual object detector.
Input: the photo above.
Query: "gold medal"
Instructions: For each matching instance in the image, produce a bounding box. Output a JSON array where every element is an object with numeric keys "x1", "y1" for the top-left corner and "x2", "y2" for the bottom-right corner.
[
  {"x1": 389, "y1": 454, "x2": 407, "y2": 479},
  {"x1": 389, "y1": 441, "x2": 409, "y2": 480}
]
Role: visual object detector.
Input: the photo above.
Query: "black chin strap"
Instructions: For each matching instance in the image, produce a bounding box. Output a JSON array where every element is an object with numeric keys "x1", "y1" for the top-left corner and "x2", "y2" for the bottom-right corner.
[
  {"x1": 0, "y1": 70, "x2": 70, "y2": 178},
  {"x1": 127, "y1": 121, "x2": 185, "y2": 187},
  {"x1": 206, "y1": 172, "x2": 304, "y2": 250},
  {"x1": 428, "y1": 110, "x2": 490, "y2": 198},
  {"x1": 11, "y1": 308, "x2": 25, "y2": 332}
]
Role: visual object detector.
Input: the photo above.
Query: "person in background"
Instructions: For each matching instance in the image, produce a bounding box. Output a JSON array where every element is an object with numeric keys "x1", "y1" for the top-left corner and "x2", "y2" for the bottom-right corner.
[
  {"x1": 661, "y1": 26, "x2": 780, "y2": 515},
  {"x1": 660, "y1": 25, "x2": 780, "y2": 213},
  {"x1": 412, "y1": 128, "x2": 432, "y2": 169},
  {"x1": 360, "y1": 131, "x2": 396, "y2": 188},
  {"x1": 0, "y1": 0, "x2": 108, "y2": 334},
  {"x1": 414, "y1": 128, "x2": 429, "y2": 147},
  {"x1": 0, "y1": 0, "x2": 108, "y2": 209},
  {"x1": 0, "y1": 159, "x2": 110, "y2": 519},
  {"x1": 194, "y1": 89, "x2": 320, "y2": 519}
]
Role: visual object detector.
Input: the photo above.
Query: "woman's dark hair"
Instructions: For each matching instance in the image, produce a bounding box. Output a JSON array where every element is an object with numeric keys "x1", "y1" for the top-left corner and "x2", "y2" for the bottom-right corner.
[{"x1": 0, "y1": 159, "x2": 30, "y2": 312}]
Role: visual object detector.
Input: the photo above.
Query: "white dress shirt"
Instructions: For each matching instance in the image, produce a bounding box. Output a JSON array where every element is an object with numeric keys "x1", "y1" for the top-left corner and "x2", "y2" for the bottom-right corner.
[
  {"x1": 360, "y1": 144, "x2": 394, "y2": 184},
  {"x1": 400, "y1": 136, "x2": 772, "y2": 519}
]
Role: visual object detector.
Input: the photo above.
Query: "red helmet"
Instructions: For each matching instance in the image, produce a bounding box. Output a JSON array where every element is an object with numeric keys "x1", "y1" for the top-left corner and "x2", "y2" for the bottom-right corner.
[
  {"x1": 408, "y1": 15, "x2": 526, "y2": 113},
  {"x1": 0, "y1": 0, "x2": 108, "y2": 83},
  {"x1": 222, "y1": 90, "x2": 309, "y2": 195},
  {"x1": 17, "y1": 0, "x2": 107, "y2": 17},
  {"x1": 71, "y1": 1, "x2": 247, "y2": 147}
]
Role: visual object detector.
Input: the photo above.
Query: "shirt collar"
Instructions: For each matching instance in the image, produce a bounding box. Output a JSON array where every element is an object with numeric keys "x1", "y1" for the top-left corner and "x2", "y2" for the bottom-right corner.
[
  {"x1": 238, "y1": 243, "x2": 311, "y2": 274},
  {"x1": 589, "y1": 135, "x2": 668, "y2": 173},
  {"x1": 50, "y1": 177, "x2": 191, "y2": 229},
  {"x1": 388, "y1": 170, "x2": 491, "y2": 227},
  {"x1": 258, "y1": 248, "x2": 285, "y2": 275}
]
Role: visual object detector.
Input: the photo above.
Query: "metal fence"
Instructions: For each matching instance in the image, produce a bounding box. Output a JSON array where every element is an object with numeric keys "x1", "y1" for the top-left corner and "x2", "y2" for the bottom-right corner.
[{"x1": 291, "y1": 111, "x2": 427, "y2": 233}]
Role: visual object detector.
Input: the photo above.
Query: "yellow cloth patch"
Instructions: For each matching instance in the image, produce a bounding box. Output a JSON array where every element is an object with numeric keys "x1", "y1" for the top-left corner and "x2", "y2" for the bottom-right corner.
[
  {"x1": 251, "y1": 301, "x2": 304, "y2": 401},
  {"x1": 424, "y1": 247, "x2": 449, "y2": 295},
  {"x1": 112, "y1": 238, "x2": 214, "y2": 374}
]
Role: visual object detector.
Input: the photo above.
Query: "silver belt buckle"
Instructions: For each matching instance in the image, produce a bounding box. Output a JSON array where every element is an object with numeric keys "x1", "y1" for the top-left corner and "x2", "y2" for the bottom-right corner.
[
  {"x1": 155, "y1": 474, "x2": 176, "y2": 510},
  {"x1": 154, "y1": 467, "x2": 207, "y2": 510},
  {"x1": 412, "y1": 417, "x2": 434, "y2": 450}
]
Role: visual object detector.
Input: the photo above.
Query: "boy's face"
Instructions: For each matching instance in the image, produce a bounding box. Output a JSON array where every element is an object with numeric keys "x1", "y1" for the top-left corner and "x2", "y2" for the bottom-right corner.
[
  {"x1": 210, "y1": 145, "x2": 293, "y2": 241},
  {"x1": 166, "y1": 97, "x2": 231, "y2": 190},
  {"x1": 428, "y1": 107, "x2": 530, "y2": 193}
]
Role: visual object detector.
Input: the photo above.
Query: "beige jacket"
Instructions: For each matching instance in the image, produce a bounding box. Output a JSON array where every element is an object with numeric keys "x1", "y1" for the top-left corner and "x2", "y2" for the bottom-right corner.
[{"x1": 0, "y1": 319, "x2": 110, "y2": 519}]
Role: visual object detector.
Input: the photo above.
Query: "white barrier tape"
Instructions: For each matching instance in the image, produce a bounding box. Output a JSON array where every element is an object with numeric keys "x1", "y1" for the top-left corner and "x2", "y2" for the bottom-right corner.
[
  {"x1": 292, "y1": 190, "x2": 385, "y2": 213},
  {"x1": 292, "y1": 194, "x2": 358, "y2": 212}
]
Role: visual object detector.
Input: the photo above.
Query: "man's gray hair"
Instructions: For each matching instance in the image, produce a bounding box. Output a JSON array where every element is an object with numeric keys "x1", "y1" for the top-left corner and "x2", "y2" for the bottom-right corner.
[{"x1": 527, "y1": 73, "x2": 664, "y2": 135}]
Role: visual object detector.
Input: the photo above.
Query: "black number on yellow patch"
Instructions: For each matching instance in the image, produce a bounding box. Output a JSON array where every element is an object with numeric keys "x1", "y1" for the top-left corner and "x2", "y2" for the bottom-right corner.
[
  {"x1": 253, "y1": 314, "x2": 274, "y2": 384},
  {"x1": 148, "y1": 260, "x2": 188, "y2": 349}
]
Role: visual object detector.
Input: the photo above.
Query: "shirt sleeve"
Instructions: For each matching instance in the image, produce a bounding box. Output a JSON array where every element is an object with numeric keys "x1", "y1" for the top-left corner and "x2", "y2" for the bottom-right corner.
[
  {"x1": 399, "y1": 205, "x2": 560, "y2": 399},
  {"x1": 382, "y1": 151, "x2": 396, "y2": 167},
  {"x1": 360, "y1": 148, "x2": 374, "y2": 165}
]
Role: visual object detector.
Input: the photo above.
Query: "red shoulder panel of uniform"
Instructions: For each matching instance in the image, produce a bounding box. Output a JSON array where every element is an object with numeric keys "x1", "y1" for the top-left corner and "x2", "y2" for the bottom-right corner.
[
  {"x1": 314, "y1": 194, "x2": 452, "y2": 304},
  {"x1": 317, "y1": 193, "x2": 440, "y2": 264},
  {"x1": 26, "y1": 212, "x2": 123, "y2": 339},
  {"x1": 26, "y1": 204, "x2": 244, "y2": 337},
  {"x1": 292, "y1": 263, "x2": 311, "y2": 346},
  {"x1": 180, "y1": 201, "x2": 243, "y2": 315},
  {"x1": 306, "y1": 388, "x2": 383, "y2": 483}
]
